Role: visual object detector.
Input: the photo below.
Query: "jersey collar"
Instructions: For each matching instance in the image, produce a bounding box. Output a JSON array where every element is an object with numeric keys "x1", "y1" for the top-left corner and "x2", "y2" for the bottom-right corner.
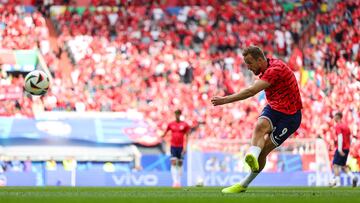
[{"x1": 259, "y1": 58, "x2": 270, "y2": 77}]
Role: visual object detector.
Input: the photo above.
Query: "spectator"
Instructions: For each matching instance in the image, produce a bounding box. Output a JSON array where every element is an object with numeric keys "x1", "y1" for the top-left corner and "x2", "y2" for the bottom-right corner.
[
  {"x1": 10, "y1": 157, "x2": 23, "y2": 172},
  {"x1": 0, "y1": 1, "x2": 358, "y2": 160},
  {"x1": 63, "y1": 156, "x2": 77, "y2": 171},
  {"x1": 46, "y1": 158, "x2": 57, "y2": 171},
  {"x1": 103, "y1": 162, "x2": 115, "y2": 172},
  {"x1": 23, "y1": 156, "x2": 32, "y2": 172}
]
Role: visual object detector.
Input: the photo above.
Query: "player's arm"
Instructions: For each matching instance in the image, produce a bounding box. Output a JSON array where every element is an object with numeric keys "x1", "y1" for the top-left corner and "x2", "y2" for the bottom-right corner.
[
  {"x1": 162, "y1": 125, "x2": 170, "y2": 138},
  {"x1": 211, "y1": 79, "x2": 270, "y2": 106},
  {"x1": 337, "y1": 133, "x2": 345, "y2": 156},
  {"x1": 182, "y1": 129, "x2": 191, "y2": 155},
  {"x1": 162, "y1": 129, "x2": 169, "y2": 138},
  {"x1": 182, "y1": 124, "x2": 191, "y2": 154}
]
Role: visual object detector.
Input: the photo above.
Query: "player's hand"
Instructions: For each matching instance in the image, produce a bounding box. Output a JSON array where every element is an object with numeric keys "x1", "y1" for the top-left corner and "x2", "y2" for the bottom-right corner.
[
  {"x1": 339, "y1": 151, "x2": 345, "y2": 156},
  {"x1": 211, "y1": 96, "x2": 228, "y2": 106}
]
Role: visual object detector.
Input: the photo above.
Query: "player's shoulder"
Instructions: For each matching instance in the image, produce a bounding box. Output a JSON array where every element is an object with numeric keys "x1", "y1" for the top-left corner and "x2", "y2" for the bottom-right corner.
[
  {"x1": 335, "y1": 123, "x2": 349, "y2": 130},
  {"x1": 268, "y1": 58, "x2": 287, "y2": 70},
  {"x1": 170, "y1": 121, "x2": 187, "y2": 126},
  {"x1": 175, "y1": 120, "x2": 186, "y2": 125},
  {"x1": 341, "y1": 123, "x2": 351, "y2": 131},
  {"x1": 261, "y1": 59, "x2": 284, "y2": 77},
  {"x1": 182, "y1": 121, "x2": 190, "y2": 127},
  {"x1": 337, "y1": 122, "x2": 347, "y2": 127},
  {"x1": 168, "y1": 121, "x2": 177, "y2": 126}
]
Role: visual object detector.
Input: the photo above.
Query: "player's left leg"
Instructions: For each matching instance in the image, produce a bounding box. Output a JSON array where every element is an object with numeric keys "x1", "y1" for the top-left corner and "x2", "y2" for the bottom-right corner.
[
  {"x1": 343, "y1": 165, "x2": 358, "y2": 187},
  {"x1": 177, "y1": 158, "x2": 183, "y2": 187},
  {"x1": 258, "y1": 134, "x2": 277, "y2": 171},
  {"x1": 170, "y1": 158, "x2": 179, "y2": 187}
]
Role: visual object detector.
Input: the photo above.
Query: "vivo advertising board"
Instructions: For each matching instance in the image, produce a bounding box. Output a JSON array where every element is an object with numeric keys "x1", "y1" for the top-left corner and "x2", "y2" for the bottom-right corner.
[{"x1": 2, "y1": 171, "x2": 359, "y2": 187}]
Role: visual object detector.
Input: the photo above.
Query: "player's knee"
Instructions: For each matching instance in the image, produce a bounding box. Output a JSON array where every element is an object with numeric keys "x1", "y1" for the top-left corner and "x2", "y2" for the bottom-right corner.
[
  {"x1": 171, "y1": 159, "x2": 177, "y2": 165},
  {"x1": 264, "y1": 134, "x2": 270, "y2": 141},
  {"x1": 255, "y1": 119, "x2": 271, "y2": 134}
]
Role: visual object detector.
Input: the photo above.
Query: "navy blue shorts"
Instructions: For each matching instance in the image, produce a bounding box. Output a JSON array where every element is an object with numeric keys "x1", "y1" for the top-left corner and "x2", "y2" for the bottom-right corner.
[
  {"x1": 333, "y1": 149, "x2": 349, "y2": 166},
  {"x1": 171, "y1": 146, "x2": 183, "y2": 160},
  {"x1": 259, "y1": 105, "x2": 302, "y2": 147}
]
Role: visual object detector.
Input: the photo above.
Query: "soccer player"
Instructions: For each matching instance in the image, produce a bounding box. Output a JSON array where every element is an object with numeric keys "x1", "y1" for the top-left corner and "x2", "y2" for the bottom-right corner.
[
  {"x1": 331, "y1": 112, "x2": 358, "y2": 187},
  {"x1": 211, "y1": 46, "x2": 302, "y2": 193},
  {"x1": 162, "y1": 109, "x2": 190, "y2": 188}
]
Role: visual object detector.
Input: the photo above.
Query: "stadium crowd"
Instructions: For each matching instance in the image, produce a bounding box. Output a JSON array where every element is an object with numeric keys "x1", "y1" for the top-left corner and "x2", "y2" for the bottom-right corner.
[{"x1": 0, "y1": 1, "x2": 359, "y2": 158}]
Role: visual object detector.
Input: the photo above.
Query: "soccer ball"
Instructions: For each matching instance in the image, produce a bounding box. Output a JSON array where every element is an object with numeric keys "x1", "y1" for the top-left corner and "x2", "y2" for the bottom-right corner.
[
  {"x1": 195, "y1": 177, "x2": 204, "y2": 187},
  {"x1": 24, "y1": 70, "x2": 50, "y2": 95}
]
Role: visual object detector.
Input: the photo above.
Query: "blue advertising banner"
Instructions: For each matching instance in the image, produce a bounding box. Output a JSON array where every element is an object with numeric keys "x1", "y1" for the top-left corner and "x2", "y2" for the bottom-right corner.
[
  {"x1": 46, "y1": 170, "x2": 73, "y2": 186},
  {"x1": 3, "y1": 172, "x2": 37, "y2": 186},
  {"x1": 76, "y1": 169, "x2": 106, "y2": 186},
  {"x1": 2, "y1": 171, "x2": 359, "y2": 187},
  {"x1": 0, "y1": 116, "x2": 160, "y2": 146},
  {"x1": 198, "y1": 172, "x2": 311, "y2": 186},
  {"x1": 104, "y1": 172, "x2": 175, "y2": 186}
]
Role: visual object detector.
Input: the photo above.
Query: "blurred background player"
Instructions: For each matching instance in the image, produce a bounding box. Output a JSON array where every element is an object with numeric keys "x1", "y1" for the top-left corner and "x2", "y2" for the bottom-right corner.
[
  {"x1": 162, "y1": 109, "x2": 190, "y2": 188},
  {"x1": 0, "y1": 156, "x2": 7, "y2": 187},
  {"x1": 331, "y1": 112, "x2": 358, "y2": 187},
  {"x1": 211, "y1": 46, "x2": 302, "y2": 193}
]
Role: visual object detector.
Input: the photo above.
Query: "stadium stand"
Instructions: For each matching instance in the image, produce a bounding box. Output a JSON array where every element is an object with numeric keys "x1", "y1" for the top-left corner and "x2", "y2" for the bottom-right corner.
[{"x1": 0, "y1": 0, "x2": 359, "y2": 170}]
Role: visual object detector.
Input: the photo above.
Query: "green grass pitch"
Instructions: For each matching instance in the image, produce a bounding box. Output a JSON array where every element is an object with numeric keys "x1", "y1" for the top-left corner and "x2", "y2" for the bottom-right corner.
[{"x1": 0, "y1": 187, "x2": 359, "y2": 203}]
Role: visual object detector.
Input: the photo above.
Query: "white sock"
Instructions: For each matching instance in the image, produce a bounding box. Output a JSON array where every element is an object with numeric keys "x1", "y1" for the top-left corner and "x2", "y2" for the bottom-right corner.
[
  {"x1": 248, "y1": 146, "x2": 262, "y2": 160},
  {"x1": 334, "y1": 176, "x2": 341, "y2": 186},
  {"x1": 171, "y1": 165, "x2": 178, "y2": 183},
  {"x1": 177, "y1": 166, "x2": 182, "y2": 184},
  {"x1": 240, "y1": 172, "x2": 259, "y2": 187}
]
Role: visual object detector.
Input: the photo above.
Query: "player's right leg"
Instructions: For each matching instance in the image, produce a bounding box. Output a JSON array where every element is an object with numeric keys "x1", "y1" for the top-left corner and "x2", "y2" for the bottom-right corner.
[
  {"x1": 245, "y1": 105, "x2": 274, "y2": 172},
  {"x1": 245, "y1": 118, "x2": 272, "y2": 172},
  {"x1": 176, "y1": 159, "x2": 183, "y2": 187},
  {"x1": 331, "y1": 164, "x2": 341, "y2": 187},
  {"x1": 170, "y1": 158, "x2": 178, "y2": 187},
  {"x1": 0, "y1": 174, "x2": 6, "y2": 186}
]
